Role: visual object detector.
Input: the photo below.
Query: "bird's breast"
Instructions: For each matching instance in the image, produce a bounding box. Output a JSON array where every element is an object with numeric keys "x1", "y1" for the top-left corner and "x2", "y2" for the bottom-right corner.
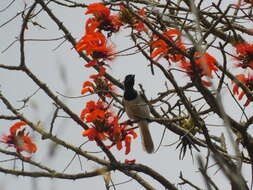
[{"x1": 123, "y1": 95, "x2": 150, "y2": 120}]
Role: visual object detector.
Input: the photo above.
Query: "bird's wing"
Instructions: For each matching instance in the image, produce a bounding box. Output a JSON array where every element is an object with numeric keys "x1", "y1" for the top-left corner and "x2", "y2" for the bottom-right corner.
[{"x1": 123, "y1": 93, "x2": 150, "y2": 120}]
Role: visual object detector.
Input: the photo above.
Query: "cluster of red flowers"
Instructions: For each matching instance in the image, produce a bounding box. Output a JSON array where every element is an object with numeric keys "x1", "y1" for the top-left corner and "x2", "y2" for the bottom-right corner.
[
  {"x1": 232, "y1": 41, "x2": 253, "y2": 106},
  {"x1": 181, "y1": 52, "x2": 218, "y2": 86},
  {"x1": 119, "y1": 5, "x2": 148, "y2": 33},
  {"x1": 234, "y1": 42, "x2": 253, "y2": 70},
  {"x1": 75, "y1": 3, "x2": 149, "y2": 157},
  {"x1": 75, "y1": 2, "x2": 149, "y2": 83},
  {"x1": 76, "y1": 31, "x2": 114, "y2": 62},
  {"x1": 75, "y1": 3, "x2": 118, "y2": 80},
  {"x1": 1, "y1": 121, "x2": 37, "y2": 158},
  {"x1": 150, "y1": 29, "x2": 218, "y2": 86},
  {"x1": 81, "y1": 77, "x2": 114, "y2": 99},
  {"x1": 75, "y1": 3, "x2": 148, "y2": 80},
  {"x1": 80, "y1": 100, "x2": 137, "y2": 155},
  {"x1": 151, "y1": 29, "x2": 186, "y2": 63}
]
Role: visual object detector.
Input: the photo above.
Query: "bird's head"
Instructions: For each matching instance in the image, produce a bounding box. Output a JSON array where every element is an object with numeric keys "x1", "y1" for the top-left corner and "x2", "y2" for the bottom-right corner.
[{"x1": 124, "y1": 74, "x2": 135, "y2": 89}]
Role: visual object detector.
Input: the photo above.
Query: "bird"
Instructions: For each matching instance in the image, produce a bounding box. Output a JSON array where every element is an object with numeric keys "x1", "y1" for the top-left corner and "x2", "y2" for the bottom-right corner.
[{"x1": 122, "y1": 74, "x2": 154, "y2": 153}]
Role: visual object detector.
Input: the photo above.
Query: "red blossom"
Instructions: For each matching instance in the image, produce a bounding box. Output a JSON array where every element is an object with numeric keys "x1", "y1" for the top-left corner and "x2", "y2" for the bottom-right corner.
[
  {"x1": 90, "y1": 66, "x2": 106, "y2": 79},
  {"x1": 180, "y1": 52, "x2": 218, "y2": 86},
  {"x1": 200, "y1": 80, "x2": 212, "y2": 87},
  {"x1": 133, "y1": 8, "x2": 148, "y2": 33},
  {"x1": 125, "y1": 159, "x2": 136, "y2": 164},
  {"x1": 234, "y1": 42, "x2": 253, "y2": 70},
  {"x1": 134, "y1": 20, "x2": 148, "y2": 33},
  {"x1": 85, "y1": 3, "x2": 110, "y2": 18},
  {"x1": 83, "y1": 128, "x2": 107, "y2": 141},
  {"x1": 81, "y1": 77, "x2": 114, "y2": 99},
  {"x1": 1, "y1": 121, "x2": 37, "y2": 157},
  {"x1": 108, "y1": 15, "x2": 122, "y2": 32},
  {"x1": 193, "y1": 52, "x2": 218, "y2": 78},
  {"x1": 232, "y1": 74, "x2": 253, "y2": 106},
  {"x1": 76, "y1": 31, "x2": 114, "y2": 78},
  {"x1": 81, "y1": 100, "x2": 110, "y2": 140},
  {"x1": 151, "y1": 29, "x2": 186, "y2": 62},
  {"x1": 10, "y1": 121, "x2": 27, "y2": 134},
  {"x1": 85, "y1": 18, "x2": 101, "y2": 34},
  {"x1": 80, "y1": 100, "x2": 138, "y2": 154},
  {"x1": 119, "y1": 6, "x2": 148, "y2": 33},
  {"x1": 81, "y1": 81, "x2": 94, "y2": 94},
  {"x1": 80, "y1": 100, "x2": 107, "y2": 121},
  {"x1": 116, "y1": 140, "x2": 123, "y2": 151},
  {"x1": 85, "y1": 3, "x2": 121, "y2": 33},
  {"x1": 124, "y1": 135, "x2": 132, "y2": 155},
  {"x1": 80, "y1": 100, "x2": 114, "y2": 137},
  {"x1": 138, "y1": 8, "x2": 146, "y2": 16},
  {"x1": 76, "y1": 31, "x2": 114, "y2": 61},
  {"x1": 85, "y1": 59, "x2": 97, "y2": 68},
  {"x1": 78, "y1": 54, "x2": 138, "y2": 153},
  {"x1": 107, "y1": 121, "x2": 138, "y2": 155}
]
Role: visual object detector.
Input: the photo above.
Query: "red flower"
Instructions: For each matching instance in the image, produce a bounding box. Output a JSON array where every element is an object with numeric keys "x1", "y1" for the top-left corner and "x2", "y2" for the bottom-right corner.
[
  {"x1": 134, "y1": 20, "x2": 148, "y2": 33},
  {"x1": 80, "y1": 100, "x2": 113, "y2": 141},
  {"x1": 108, "y1": 15, "x2": 122, "y2": 32},
  {"x1": 138, "y1": 8, "x2": 146, "y2": 16},
  {"x1": 85, "y1": 3, "x2": 110, "y2": 18},
  {"x1": 124, "y1": 135, "x2": 132, "y2": 155},
  {"x1": 84, "y1": 59, "x2": 98, "y2": 68},
  {"x1": 234, "y1": 42, "x2": 253, "y2": 70},
  {"x1": 81, "y1": 81, "x2": 95, "y2": 94},
  {"x1": 85, "y1": 3, "x2": 121, "y2": 33},
  {"x1": 1, "y1": 121, "x2": 37, "y2": 157},
  {"x1": 110, "y1": 124, "x2": 138, "y2": 156},
  {"x1": 232, "y1": 74, "x2": 253, "y2": 106},
  {"x1": 118, "y1": 6, "x2": 148, "y2": 33},
  {"x1": 81, "y1": 77, "x2": 114, "y2": 98},
  {"x1": 80, "y1": 102, "x2": 138, "y2": 155},
  {"x1": 80, "y1": 100, "x2": 107, "y2": 121},
  {"x1": 83, "y1": 128, "x2": 106, "y2": 141},
  {"x1": 84, "y1": 60, "x2": 111, "y2": 80},
  {"x1": 133, "y1": 8, "x2": 148, "y2": 33},
  {"x1": 180, "y1": 52, "x2": 218, "y2": 86},
  {"x1": 181, "y1": 52, "x2": 218, "y2": 78},
  {"x1": 151, "y1": 29, "x2": 186, "y2": 62},
  {"x1": 125, "y1": 159, "x2": 136, "y2": 164},
  {"x1": 193, "y1": 52, "x2": 218, "y2": 78},
  {"x1": 85, "y1": 18, "x2": 101, "y2": 34},
  {"x1": 90, "y1": 66, "x2": 106, "y2": 79},
  {"x1": 107, "y1": 120, "x2": 137, "y2": 155},
  {"x1": 76, "y1": 31, "x2": 114, "y2": 61}
]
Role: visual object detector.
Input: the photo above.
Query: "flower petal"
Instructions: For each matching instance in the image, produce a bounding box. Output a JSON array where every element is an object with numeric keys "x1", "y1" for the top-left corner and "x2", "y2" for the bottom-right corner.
[{"x1": 10, "y1": 121, "x2": 27, "y2": 135}]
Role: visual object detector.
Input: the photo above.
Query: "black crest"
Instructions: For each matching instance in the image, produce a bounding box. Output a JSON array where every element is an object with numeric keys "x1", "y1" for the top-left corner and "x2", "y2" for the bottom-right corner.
[
  {"x1": 123, "y1": 74, "x2": 137, "y2": 100},
  {"x1": 124, "y1": 74, "x2": 135, "y2": 89}
]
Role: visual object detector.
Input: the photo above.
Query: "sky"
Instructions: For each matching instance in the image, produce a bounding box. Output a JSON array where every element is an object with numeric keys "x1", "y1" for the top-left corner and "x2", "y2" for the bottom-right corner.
[{"x1": 0, "y1": 0, "x2": 253, "y2": 190}]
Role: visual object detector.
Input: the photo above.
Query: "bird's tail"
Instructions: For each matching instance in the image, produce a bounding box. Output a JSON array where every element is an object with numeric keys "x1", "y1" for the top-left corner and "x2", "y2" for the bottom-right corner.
[{"x1": 138, "y1": 120, "x2": 154, "y2": 153}]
